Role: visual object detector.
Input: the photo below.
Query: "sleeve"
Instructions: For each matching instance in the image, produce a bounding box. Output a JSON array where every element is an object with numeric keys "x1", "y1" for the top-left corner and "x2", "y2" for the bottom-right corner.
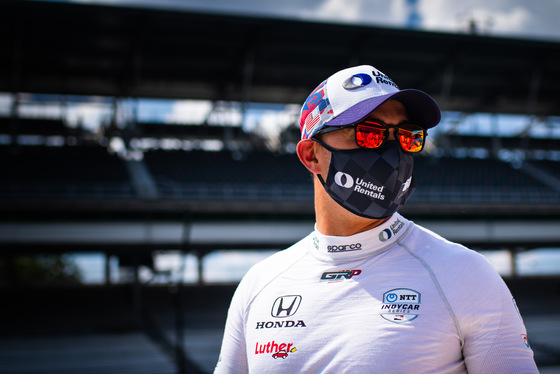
[
  {"x1": 214, "y1": 278, "x2": 249, "y2": 374},
  {"x1": 456, "y1": 255, "x2": 539, "y2": 373}
]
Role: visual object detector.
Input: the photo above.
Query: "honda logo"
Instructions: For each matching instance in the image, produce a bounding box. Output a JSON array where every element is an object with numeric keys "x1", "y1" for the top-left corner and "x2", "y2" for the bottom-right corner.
[{"x1": 271, "y1": 295, "x2": 302, "y2": 318}]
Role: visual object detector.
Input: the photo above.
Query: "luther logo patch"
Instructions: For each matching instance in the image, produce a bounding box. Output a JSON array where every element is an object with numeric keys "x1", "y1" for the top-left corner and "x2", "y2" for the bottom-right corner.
[{"x1": 380, "y1": 288, "x2": 421, "y2": 323}]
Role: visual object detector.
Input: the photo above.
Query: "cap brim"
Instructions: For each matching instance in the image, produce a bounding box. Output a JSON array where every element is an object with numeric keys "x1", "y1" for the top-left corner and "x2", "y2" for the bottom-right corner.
[{"x1": 325, "y1": 89, "x2": 441, "y2": 129}]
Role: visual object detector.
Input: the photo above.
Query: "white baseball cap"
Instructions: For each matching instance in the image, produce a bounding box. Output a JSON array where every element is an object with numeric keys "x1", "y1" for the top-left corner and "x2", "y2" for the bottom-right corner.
[{"x1": 299, "y1": 65, "x2": 441, "y2": 139}]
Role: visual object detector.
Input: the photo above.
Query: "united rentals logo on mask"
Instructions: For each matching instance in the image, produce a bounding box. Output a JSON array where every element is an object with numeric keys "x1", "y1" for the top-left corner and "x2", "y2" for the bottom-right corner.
[
  {"x1": 334, "y1": 172, "x2": 386, "y2": 201},
  {"x1": 318, "y1": 141, "x2": 416, "y2": 219}
]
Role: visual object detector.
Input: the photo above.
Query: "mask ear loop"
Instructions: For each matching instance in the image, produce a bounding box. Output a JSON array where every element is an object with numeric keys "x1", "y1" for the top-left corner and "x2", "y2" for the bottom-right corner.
[
  {"x1": 311, "y1": 136, "x2": 379, "y2": 190},
  {"x1": 310, "y1": 137, "x2": 333, "y2": 188}
]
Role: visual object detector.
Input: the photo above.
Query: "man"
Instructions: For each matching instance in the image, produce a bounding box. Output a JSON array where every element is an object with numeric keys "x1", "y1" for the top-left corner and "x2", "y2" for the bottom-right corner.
[{"x1": 214, "y1": 65, "x2": 538, "y2": 373}]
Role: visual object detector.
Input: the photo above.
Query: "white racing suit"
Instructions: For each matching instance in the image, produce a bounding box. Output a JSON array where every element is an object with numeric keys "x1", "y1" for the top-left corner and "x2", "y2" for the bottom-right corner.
[{"x1": 215, "y1": 213, "x2": 538, "y2": 373}]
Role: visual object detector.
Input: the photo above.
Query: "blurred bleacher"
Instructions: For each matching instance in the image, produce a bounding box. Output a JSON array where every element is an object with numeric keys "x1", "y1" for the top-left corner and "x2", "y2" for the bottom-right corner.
[
  {"x1": 0, "y1": 144, "x2": 135, "y2": 200},
  {"x1": 142, "y1": 149, "x2": 312, "y2": 201},
  {"x1": 413, "y1": 155, "x2": 560, "y2": 204},
  {"x1": 1, "y1": 131, "x2": 559, "y2": 210}
]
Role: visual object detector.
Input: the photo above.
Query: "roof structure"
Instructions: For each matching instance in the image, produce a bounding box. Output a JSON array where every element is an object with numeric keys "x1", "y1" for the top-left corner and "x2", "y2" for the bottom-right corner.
[{"x1": 1, "y1": 0, "x2": 560, "y2": 117}]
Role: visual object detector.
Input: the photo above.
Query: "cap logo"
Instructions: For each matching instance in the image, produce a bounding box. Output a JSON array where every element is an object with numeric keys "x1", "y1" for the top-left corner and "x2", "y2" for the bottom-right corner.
[
  {"x1": 373, "y1": 70, "x2": 399, "y2": 89},
  {"x1": 342, "y1": 73, "x2": 372, "y2": 90}
]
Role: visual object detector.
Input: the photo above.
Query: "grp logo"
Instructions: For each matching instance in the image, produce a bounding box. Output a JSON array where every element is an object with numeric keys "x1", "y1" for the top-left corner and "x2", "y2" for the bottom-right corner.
[
  {"x1": 271, "y1": 295, "x2": 302, "y2": 318},
  {"x1": 321, "y1": 270, "x2": 361, "y2": 282},
  {"x1": 334, "y1": 172, "x2": 354, "y2": 188}
]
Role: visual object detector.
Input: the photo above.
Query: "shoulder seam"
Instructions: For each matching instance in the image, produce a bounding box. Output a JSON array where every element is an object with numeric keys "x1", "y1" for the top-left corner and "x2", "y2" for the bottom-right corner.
[
  {"x1": 242, "y1": 244, "x2": 310, "y2": 327},
  {"x1": 477, "y1": 284, "x2": 505, "y2": 372},
  {"x1": 399, "y1": 240, "x2": 465, "y2": 349}
]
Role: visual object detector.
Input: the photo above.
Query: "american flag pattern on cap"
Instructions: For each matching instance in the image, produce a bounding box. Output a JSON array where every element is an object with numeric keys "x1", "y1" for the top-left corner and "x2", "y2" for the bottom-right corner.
[{"x1": 299, "y1": 80, "x2": 334, "y2": 139}]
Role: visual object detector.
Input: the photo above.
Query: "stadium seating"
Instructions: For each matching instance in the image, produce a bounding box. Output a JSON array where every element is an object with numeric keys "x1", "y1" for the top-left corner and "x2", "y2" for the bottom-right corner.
[
  {"x1": 142, "y1": 149, "x2": 312, "y2": 201},
  {"x1": 0, "y1": 145, "x2": 135, "y2": 199},
  {"x1": 412, "y1": 155, "x2": 560, "y2": 203},
  {"x1": 1, "y1": 142, "x2": 559, "y2": 204},
  {"x1": 0, "y1": 118, "x2": 72, "y2": 136}
]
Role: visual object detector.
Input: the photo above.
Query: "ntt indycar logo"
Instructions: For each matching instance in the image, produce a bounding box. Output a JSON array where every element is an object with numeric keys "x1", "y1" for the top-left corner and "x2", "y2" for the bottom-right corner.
[
  {"x1": 380, "y1": 288, "x2": 421, "y2": 323},
  {"x1": 334, "y1": 172, "x2": 385, "y2": 201}
]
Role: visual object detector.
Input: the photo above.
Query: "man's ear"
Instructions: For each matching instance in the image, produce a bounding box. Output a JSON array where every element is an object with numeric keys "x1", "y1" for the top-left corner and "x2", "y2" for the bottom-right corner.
[{"x1": 297, "y1": 139, "x2": 322, "y2": 174}]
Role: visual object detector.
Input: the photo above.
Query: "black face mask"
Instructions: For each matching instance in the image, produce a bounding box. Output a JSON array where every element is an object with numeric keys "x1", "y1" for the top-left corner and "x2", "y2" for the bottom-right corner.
[{"x1": 314, "y1": 140, "x2": 416, "y2": 219}]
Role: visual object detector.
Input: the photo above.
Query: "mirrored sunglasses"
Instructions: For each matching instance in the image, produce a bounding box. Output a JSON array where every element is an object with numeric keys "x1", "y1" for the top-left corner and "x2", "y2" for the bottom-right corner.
[{"x1": 317, "y1": 120, "x2": 426, "y2": 153}]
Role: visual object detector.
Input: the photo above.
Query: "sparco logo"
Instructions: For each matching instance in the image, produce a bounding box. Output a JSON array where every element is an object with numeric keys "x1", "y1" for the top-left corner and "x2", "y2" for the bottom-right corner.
[
  {"x1": 327, "y1": 243, "x2": 362, "y2": 253},
  {"x1": 271, "y1": 295, "x2": 302, "y2": 318},
  {"x1": 321, "y1": 270, "x2": 361, "y2": 282}
]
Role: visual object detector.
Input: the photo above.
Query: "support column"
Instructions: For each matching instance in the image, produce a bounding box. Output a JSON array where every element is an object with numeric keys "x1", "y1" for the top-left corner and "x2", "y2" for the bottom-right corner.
[
  {"x1": 196, "y1": 251, "x2": 206, "y2": 286},
  {"x1": 526, "y1": 66, "x2": 541, "y2": 116},
  {"x1": 509, "y1": 247, "x2": 519, "y2": 278},
  {"x1": 490, "y1": 114, "x2": 501, "y2": 159},
  {"x1": 240, "y1": 46, "x2": 255, "y2": 150},
  {"x1": 105, "y1": 253, "x2": 111, "y2": 285},
  {"x1": 10, "y1": 17, "x2": 22, "y2": 147},
  {"x1": 440, "y1": 61, "x2": 455, "y2": 111}
]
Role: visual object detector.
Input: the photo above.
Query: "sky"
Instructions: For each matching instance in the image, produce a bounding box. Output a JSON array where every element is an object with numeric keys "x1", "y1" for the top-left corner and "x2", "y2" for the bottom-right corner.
[{"x1": 69, "y1": 0, "x2": 560, "y2": 41}]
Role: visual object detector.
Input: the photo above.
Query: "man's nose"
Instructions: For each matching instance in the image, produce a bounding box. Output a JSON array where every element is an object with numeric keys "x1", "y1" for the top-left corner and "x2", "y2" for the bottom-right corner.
[{"x1": 387, "y1": 128, "x2": 397, "y2": 141}]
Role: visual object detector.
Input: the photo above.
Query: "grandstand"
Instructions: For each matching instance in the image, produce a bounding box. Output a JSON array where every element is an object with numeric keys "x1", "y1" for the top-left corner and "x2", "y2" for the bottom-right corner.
[
  {"x1": 0, "y1": 143, "x2": 135, "y2": 200},
  {"x1": 412, "y1": 155, "x2": 560, "y2": 205},
  {"x1": 1, "y1": 1, "x2": 560, "y2": 373}
]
